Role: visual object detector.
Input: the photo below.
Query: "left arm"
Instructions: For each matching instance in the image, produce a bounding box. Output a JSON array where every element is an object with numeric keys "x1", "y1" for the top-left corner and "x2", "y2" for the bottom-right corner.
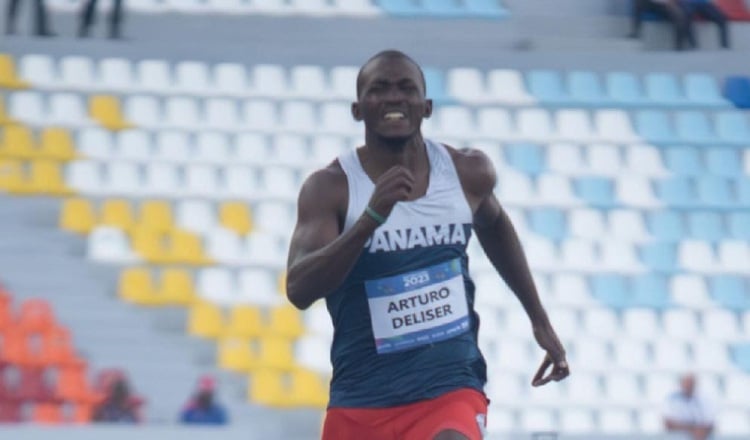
[{"x1": 449, "y1": 146, "x2": 569, "y2": 386}]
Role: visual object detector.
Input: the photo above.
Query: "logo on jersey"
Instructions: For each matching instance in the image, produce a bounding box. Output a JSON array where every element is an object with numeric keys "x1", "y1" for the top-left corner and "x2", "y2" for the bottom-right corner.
[{"x1": 364, "y1": 223, "x2": 469, "y2": 253}]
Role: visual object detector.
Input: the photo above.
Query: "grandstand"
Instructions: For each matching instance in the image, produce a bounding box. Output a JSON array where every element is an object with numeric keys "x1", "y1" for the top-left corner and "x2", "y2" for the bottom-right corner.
[{"x1": 1, "y1": 1, "x2": 749, "y2": 439}]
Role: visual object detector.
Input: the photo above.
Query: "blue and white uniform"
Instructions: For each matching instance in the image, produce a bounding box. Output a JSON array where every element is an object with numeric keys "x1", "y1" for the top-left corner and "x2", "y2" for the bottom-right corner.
[{"x1": 327, "y1": 139, "x2": 487, "y2": 408}]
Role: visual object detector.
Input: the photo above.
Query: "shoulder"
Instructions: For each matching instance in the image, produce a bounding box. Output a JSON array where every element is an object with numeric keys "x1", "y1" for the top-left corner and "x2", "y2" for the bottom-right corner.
[
  {"x1": 442, "y1": 144, "x2": 497, "y2": 197},
  {"x1": 297, "y1": 160, "x2": 348, "y2": 206}
]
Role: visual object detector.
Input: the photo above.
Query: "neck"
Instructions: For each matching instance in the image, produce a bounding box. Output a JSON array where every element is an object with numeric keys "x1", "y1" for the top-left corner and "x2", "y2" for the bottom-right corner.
[{"x1": 362, "y1": 132, "x2": 425, "y2": 173}]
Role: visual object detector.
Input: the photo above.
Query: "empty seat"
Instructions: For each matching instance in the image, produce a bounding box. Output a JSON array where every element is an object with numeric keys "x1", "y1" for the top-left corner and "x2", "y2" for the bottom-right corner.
[
  {"x1": 686, "y1": 211, "x2": 724, "y2": 242},
  {"x1": 590, "y1": 275, "x2": 630, "y2": 310},
  {"x1": 116, "y1": 130, "x2": 152, "y2": 161},
  {"x1": 48, "y1": 93, "x2": 89, "y2": 126},
  {"x1": 705, "y1": 148, "x2": 741, "y2": 177},
  {"x1": 165, "y1": 96, "x2": 200, "y2": 129},
  {"x1": 715, "y1": 112, "x2": 750, "y2": 143},
  {"x1": 238, "y1": 268, "x2": 281, "y2": 306},
  {"x1": 87, "y1": 227, "x2": 138, "y2": 263},
  {"x1": 213, "y1": 62, "x2": 250, "y2": 95},
  {"x1": 486, "y1": 69, "x2": 534, "y2": 105},
  {"x1": 599, "y1": 408, "x2": 635, "y2": 434},
  {"x1": 678, "y1": 240, "x2": 719, "y2": 272},
  {"x1": 19, "y1": 54, "x2": 56, "y2": 88},
  {"x1": 251, "y1": 64, "x2": 288, "y2": 97},
  {"x1": 624, "y1": 144, "x2": 667, "y2": 177},
  {"x1": 606, "y1": 72, "x2": 644, "y2": 105},
  {"x1": 137, "y1": 59, "x2": 173, "y2": 93},
  {"x1": 123, "y1": 95, "x2": 161, "y2": 127},
  {"x1": 193, "y1": 131, "x2": 231, "y2": 164},
  {"x1": 718, "y1": 240, "x2": 750, "y2": 273},
  {"x1": 567, "y1": 70, "x2": 606, "y2": 105},
  {"x1": 105, "y1": 162, "x2": 142, "y2": 196},
  {"x1": 476, "y1": 108, "x2": 513, "y2": 139},
  {"x1": 546, "y1": 143, "x2": 584, "y2": 175},
  {"x1": 527, "y1": 69, "x2": 568, "y2": 104},
  {"x1": 644, "y1": 73, "x2": 684, "y2": 105},
  {"x1": 676, "y1": 111, "x2": 716, "y2": 143},
  {"x1": 89, "y1": 95, "x2": 132, "y2": 131},
  {"x1": 574, "y1": 177, "x2": 615, "y2": 207},
  {"x1": 143, "y1": 162, "x2": 181, "y2": 197},
  {"x1": 696, "y1": 176, "x2": 734, "y2": 208},
  {"x1": 515, "y1": 109, "x2": 554, "y2": 142},
  {"x1": 615, "y1": 175, "x2": 661, "y2": 208},
  {"x1": 528, "y1": 208, "x2": 566, "y2": 241},
  {"x1": 9, "y1": 91, "x2": 46, "y2": 125},
  {"x1": 709, "y1": 275, "x2": 750, "y2": 310},
  {"x1": 703, "y1": 309, "x2": 742, "y2": 340},
  {"x1": 636, "y1": 110, "x2": 677, "y2": 143},
  {"x1": 663, "y1": 147, "x2": 703, "y2": 176},
  {"x1": 647, "y1": 211, "x2": 685, "y2": 242},
  {"x1": 684, "y1": 73, "x2": 726, "y2": 106},
  {"x1": 556, "y1": 109, "x2": 596, "y2": 142},
  {"x1": 504, "y1": 143, "x2": 544, "y2": 176},
  {"x1": 243, "y1": 99, "x2": 279, "y2": 131},
  {"x1": 153, "y1": 130, "x2": 191, "y2": 163},
  {"x1": 176, "y1": 199, "x2": 216, "y2": 233},
  {"x1": 446, "y1": 68, "x2": 486, "y2": 104},
  {"x1": 655, "y1": 178, "x2": 695, "y2": 207},
  {"x1": 198, "y1": 268, "x2": 237, "y2": 306},
  {"x1": 662, "y1": 309, "x2": 699, "y2": 340},
  {"x1": 175, "y1": 61, "x2": 210, "y2": 94},
  {"x1": 184, "y1": 164, "x2": 221, "y2": 197},
  {"x1": 98, "y1": 57, "x2": 135, "y2": 91},
  {"x1": 605, "y1": 373, "x2": 643, "y2": 406},
  {"x1": 205, "y1": 98, "x2": 241, "y2": 130},
  {"x1": 669, "y1": 274, "x2": 713, "y2": 309},
  {"x1": 594, "y1": 109, "x2": 639, "y2": 143},
  {"x1": 205, "y1": 228, "x2": 245, "y2": 266},
  {"x1": 60, "y1": 56, "x2": 95, "y2": 90}
]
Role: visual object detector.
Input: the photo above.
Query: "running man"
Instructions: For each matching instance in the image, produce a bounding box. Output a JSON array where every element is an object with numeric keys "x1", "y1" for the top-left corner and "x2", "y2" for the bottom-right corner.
[{"x1": 286, "y1": 50, "x2": 569, "y2": 440}]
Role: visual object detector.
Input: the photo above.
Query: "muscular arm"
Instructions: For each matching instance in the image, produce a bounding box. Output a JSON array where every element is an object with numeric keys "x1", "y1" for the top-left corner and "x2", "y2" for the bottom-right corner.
[
  {"x1": 450, "y1": 146, "x2": 568, "y2": 382},
  {"x1": 285, "y1": 164, "x2": 379, "y2": 310}
]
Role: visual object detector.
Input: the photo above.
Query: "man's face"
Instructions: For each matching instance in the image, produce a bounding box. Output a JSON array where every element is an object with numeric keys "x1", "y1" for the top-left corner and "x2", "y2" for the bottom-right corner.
[
  {"x1": 681, "y1": 375, "x2": 695, "y2": 397},
  {"x1": 353, "y1": 56, "x2": 432, "y2": 144}
]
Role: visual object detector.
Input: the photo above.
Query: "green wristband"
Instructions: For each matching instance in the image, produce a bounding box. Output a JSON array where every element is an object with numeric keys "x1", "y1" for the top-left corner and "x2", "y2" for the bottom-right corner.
[{"x1": 365, "y1": 206, "x2": 387, "y2": 225}]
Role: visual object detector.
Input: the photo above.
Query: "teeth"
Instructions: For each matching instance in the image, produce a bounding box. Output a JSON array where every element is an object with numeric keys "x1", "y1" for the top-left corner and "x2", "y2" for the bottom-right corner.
[{"x1": 384, "y1": 112, "x2": 405, "y2": 120}]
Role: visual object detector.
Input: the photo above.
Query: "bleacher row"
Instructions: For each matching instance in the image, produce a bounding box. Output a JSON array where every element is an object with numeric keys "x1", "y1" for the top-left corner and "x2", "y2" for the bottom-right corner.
[
  {"x1": 44, "y1": 0, "x2": 510, "y2": 18},
  {"x1": 2, "y1": 49, "x2": 750, "y2": 435}
]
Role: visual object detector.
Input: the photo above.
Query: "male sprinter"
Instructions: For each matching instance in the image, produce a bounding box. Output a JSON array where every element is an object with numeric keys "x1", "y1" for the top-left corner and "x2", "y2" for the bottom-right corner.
[{"x1": 286, "y1": 50, "x2": 569, "y2": 440}]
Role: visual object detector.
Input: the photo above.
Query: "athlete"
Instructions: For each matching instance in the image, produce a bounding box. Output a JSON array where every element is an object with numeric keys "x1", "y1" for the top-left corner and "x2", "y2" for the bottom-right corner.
[{"x1": 286, "y1": 50, "x2": 569, "y2": 440}]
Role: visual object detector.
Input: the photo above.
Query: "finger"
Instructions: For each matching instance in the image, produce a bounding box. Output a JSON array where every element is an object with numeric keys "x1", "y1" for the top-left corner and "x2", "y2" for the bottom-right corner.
[{"x1": 531, "y1": 357, "x2": 552, "y2": 387}]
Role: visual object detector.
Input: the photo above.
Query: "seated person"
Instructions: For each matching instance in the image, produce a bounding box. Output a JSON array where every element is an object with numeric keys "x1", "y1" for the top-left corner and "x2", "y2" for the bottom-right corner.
[
  {"x1": 179, "y1": 375, "x2": 228, "y2": 425},
  {"x1": 662, "y1": 373, "x2": 715, "y2": 440},
  {"x1": 629, "y1": 0, "x2": 690, "y2": 50}
]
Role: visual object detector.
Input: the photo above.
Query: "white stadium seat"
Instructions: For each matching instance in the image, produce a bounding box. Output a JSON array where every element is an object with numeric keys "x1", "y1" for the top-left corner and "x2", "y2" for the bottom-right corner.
[
  {"x1": 205, "y1": 98, "x2": 241, "y2": 130},
  {"x1": 198, "y1": 267, "x2": 237, "y2": 306},
  {"x1": 516, "y1": 109, "x2": 554, "y2": 142},
  {"x1": 175, "y1": 60, "x2": 211, "y2": 95},
  {"x1": 78, "y1": 128, "x2": 115, "y2": 160},
  {"x1": 87, "y1": 227, "x2": 139, "y2": 264},
  {"x1": 9, "y1": 91, "x2": 46, "y2": 125},
  {"x1": 556, "y1": 109, "x2": 596, "y2": 142},
  {"x1": 66, "y1": 160, "x2": 103, "y2": 195},
  {"x1": 176, "y1": 199, "x2": 217, "y2": 234},
  {"x1": 165, "y1": 96, "x2": 201, "y2": 129},
  {"x1": 594, "y1": 109, "x2": 639, "y2": 143},
  {"x1": 144, "y1": 162, "x2": 182, "y2": 197},
  {"x1": 106, "y1": 162, "x2": 143, "y2": 196},
  {"x1": 60, "y1": 56, "x2": 96, "y2": 90},
  {"x1": 447, "y1": 68, "x2": 486, "y2": 104},
  {"x1": 669, "y1": 274, "x2": 714, "y2": 309},
  {"x1": 585, "y1": 143, "x2": 621, "y2": 176},
  {"x1": 213, "y1": 62, "x2": 250, "y2": 95},
  {"x1": 124, "y1": 95, "x2": 161, "y2": 127},
  {"x1": 599, "y1": 408, "x2": 635, "y2": 434},
  {"x1": 237, "y1": 268, "x2": 282, "y2": 306},
  {"x1": 487, "y1": 69, "x2": 535, "y2": 105},
  {"x1": 205, "y1": 228, "x2": 245, "y2": 265},
  {"x1": 137, "y1": 59, "x2": 173, "y2": 93},
  {"x1": 116, "y1": 130, "x2": 153, "y2": 161},
  {"x1": 185, "y1": 164, "x2": 221, "y2": 197},
  {"x1": 546, "y1": 143, "x2": 585, "y2": 175},
  {"x1": 194, "y1": 131, "x2": 232, "y2": 164},
  {"x1": 19, "y1": 54, "x2": 57, "y2": 88},
  {"x1": 99, "y1": 57, "x2": 135, "y2": 91}
]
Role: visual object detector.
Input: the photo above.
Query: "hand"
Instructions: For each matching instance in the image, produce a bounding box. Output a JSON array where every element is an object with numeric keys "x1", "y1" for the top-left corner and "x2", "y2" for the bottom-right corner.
[
  {"x1": 366, "y1": 165, "x2": 415, "y2": 220},
  {"x1": 531, "y1": 325, "x2": 569, "y2": 387}
]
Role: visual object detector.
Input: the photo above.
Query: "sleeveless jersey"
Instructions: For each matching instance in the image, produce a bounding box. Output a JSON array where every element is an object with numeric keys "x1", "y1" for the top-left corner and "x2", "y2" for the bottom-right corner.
[{"x1": 327, "y1": 139, "x2": 487, "y2": 408}]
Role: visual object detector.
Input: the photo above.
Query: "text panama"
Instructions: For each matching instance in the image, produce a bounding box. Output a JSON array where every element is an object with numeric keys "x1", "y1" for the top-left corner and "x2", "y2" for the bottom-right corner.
[{"x1": 364, "y1": 223, "x2": 468, "y2": 253}]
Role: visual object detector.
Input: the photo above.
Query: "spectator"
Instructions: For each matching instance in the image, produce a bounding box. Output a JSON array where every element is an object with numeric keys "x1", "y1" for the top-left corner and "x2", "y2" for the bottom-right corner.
[
  {"x1": 78, "y1": 0, "x2": 124, "y2": 39},
  {"x1": 4, "y1": 0, "x2": 54, "y2": 37},
  {"x1": 92, "y1": 376, "x2": 141, "y2": 423},
  {"x1": 680, "y1": 0, "x2": 731, "y2": 49},
  {"x1": 179, "y1": 375, "x2": 228, "y2": 425},
  {"x1": 662, "y1": 373, "x2": 716, "y2": 440},
  {"x1": 629, "y1": 0, "x2": 690, "y2": 50}
]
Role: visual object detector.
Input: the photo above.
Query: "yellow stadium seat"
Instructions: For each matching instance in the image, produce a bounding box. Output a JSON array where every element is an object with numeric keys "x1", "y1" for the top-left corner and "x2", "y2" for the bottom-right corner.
[
  {"x1": 267, "y1": 305, "x2": 305, "y2": 339},
  {"x1": 257, "y1": 336, "x2": 295, "y2": 371},
  {"x1": 169, "y1": 229, "x2": 211, "y2": 265},
  {"x1": 59, "y1": 198, "x2": 96, "y2": 234},
  {"x1": 158, "y1": 268, "x2": 197, "y2": 306},
  {"x1": 0, "y1": 125, "x2": 37, "y2": 159},
  {"x1": 219, "y1": 201, "x2": 253, "y2": 235},
  {"x1": 218, "y1": 338, "x2": 257, "y2": 373},
  {"x1": 100, "y1": 199, "x2": 135, "y2": 230},
  {"x1": 187, "y1": 301, "x2": 224, "y2": 338},
  {"x1": 0, "y1": 159, "x2": 24, "y2": 193},
  {"x1": 89, "y1": 95, "x2": 132, "y2": 131},
  {"x1": 28, "y1": 160, "x2": 71, "y2": 195},
  {"x1": 131, "y1": 227, "x2": 170, "y2": 264},
  {"x1": 224, "y1": 305, "x2": 265, "y2": 339},
  {"x1": 0, "y1": 54, "x2": 29, "y2": 89},
  {"x1": 248, "y1": 369, "x2": 294, "y2": 407},
  {"x1": 39, "y1": 128, "x2": 76, "y2": 161},
  {"x1": 138, "y1": 200, "x2": 173, "y2": 233},
  {"x1": 290, "y1": 369, "x2": 328, "y2": 408},
  {"x1": 118, "y1": 267, "x2": 157, "y2": 304}
]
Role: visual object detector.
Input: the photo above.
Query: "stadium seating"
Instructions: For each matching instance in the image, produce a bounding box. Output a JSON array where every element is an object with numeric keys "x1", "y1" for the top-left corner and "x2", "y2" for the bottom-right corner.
[{"x1": 2, "y1": 41, "x2": 750, "y2": 437}]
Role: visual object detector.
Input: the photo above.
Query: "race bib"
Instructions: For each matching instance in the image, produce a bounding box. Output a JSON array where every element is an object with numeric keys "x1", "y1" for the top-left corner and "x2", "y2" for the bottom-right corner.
[{"x1": 365, "y1": 258, "x2": 470, "y2": 354}]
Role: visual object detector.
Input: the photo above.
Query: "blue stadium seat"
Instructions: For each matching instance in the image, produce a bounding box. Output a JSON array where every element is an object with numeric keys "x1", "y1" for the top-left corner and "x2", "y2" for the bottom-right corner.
[
  {"x1": 723, "y1": 76, "x2": 750, "y2": 109},
  {"x1": 715, "y1": 112, "x2": 750, "y2": 144},
  {"x1": 528, "y1": 70, "x2": 568, "y2": 104},
  {"x1": 684, "y1": 73, "x2": 727, "y2": 107},
  {"x1": 376, "y1": 0, "x2": 423, "y2": 17},
  {"x1": 639, "y1": 243, "x2": 678, "y2": 272},
  {"x1": 709, "y1": 276, "x2": 750, "y2": 310},
  {"x1": 655, "y1": 178, "x2": 696, "y2": 207},
  {"x1": 568, "y1": 71, "x2": 607, "y2": 105},
  {"x1": 606, "y1": 72, "x2": 644, "y2": 105},
  {"x1": 591, "y1": 274, "x2": 630, "y2": 309},
  {"x1": 505, "y1": 143, "x2": 545, "y2": 176},
  {"x1": 676, "y1": 111, "x2": 716, "y2": 144},
  {"x1": 687, "y1": 211, "x2": 725, "y2": 242},
  {"x1": 423, "y1": 67, "x2": 452, "y2": 103},
  {"x1": 705, "y1": 148, "x2": 742, "y2": 177},
  {"x1": 647, "y1": 211, "x2": 685, "y2": 242},
  {"x1": 423, "y1": 0, "x2": 464, "y2": 17},
  {"x1": 728, "y1": 212, "x2": 750, "y2": 239},
  {"x1": 663, "y1": 147, "x2": 704, "y2": 176},
  {"x1": 645, "y1": 73, "x2": 684, "y2": 106},
  {"x1": 635, "y1": 110, "x2": 677, "y2": 143},
  {"x1": 529, "y1": 208, "x2": 567, "y2": 241},
  {"x1": 465, "y1": 0, "x2": 509, "y2": 18},
  {"x1": 574, "y1": 177, "x2": 616, "y2": 207},
  {"x1": 696, "y1": 176, "x2": 734, "y2": 209},
  {"x1": 631, "y1": 275, "x2": 671, "y2": 309},
  {"x1": 731, "y1": 344, "x2": 750, "y2": 373}
]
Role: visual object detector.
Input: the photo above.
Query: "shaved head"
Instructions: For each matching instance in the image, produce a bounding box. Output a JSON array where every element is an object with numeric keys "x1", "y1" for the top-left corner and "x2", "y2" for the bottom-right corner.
[{"x1": 356, "y1": 50, "x2": 426, "y2": 99}]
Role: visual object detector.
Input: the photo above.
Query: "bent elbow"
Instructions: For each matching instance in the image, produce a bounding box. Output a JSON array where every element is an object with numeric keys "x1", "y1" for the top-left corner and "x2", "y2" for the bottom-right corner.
[{"x1": 286, "y1": 279, "x2": 312, "y2": 310}]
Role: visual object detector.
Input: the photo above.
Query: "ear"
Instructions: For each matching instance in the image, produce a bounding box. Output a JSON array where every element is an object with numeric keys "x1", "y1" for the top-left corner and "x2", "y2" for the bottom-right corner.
[
  {"x1": 423, "y1": 99, "x2": 433, "y2": 119},
  {"x1": 351, "y1": 102, "x2": 363, "y2": 121}
]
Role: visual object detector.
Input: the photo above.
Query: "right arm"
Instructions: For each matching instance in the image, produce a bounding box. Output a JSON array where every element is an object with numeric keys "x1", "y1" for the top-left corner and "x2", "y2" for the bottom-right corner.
[{"x1": 285, "y1": 163, "x2": 414, "y2": 310}]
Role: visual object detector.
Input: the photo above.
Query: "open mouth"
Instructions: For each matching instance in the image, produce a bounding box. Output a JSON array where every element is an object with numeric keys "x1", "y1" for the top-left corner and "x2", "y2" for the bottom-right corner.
[{"x1": 383, "y1": 111, "x2": 406, "y2": 121}]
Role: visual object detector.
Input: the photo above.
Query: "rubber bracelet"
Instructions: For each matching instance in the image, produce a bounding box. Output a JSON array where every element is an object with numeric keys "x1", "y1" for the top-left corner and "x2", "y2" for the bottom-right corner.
[{"x1": 365, "y1": 206, "x2": 387, "y2": 225}]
